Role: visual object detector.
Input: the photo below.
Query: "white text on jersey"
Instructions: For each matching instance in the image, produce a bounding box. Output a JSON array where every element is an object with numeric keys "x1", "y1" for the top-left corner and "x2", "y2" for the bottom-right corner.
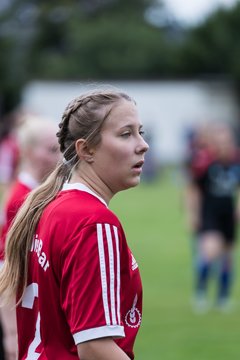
[{"x1": 31, "y1": 234, "x2": 50, "y2": 272}]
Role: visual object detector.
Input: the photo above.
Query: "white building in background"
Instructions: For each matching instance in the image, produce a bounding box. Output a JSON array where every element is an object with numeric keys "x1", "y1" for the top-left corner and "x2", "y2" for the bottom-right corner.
[{"x1": 22, "y1": 80, "x2": 240, "y2": 164}]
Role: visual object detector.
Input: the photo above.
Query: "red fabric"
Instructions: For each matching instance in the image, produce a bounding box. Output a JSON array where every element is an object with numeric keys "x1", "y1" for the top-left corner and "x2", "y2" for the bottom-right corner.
[
  {"x1": 17, "y1": 188, "x2": 142, "y2": 359},
  {"x1": 190, "y1": 148, "x2": 214, "y2": 179},
  {"x1": 0, "y1": 181, "x2": 31, "y2": 260}
]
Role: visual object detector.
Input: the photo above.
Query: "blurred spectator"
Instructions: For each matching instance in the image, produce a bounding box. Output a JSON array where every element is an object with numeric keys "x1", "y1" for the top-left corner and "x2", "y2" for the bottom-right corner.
[
  {"x1": 0, "y1": 113, "x2": 21, "y2": 232},
  {"x1": 184, "y1": 123, "x2": 240, "y2": 312},
  {"x1": 142, "y1": 130, "x2": 158, "y2": 182},
  {"x1": 0, "y1": 114, "x2": 20, "y2": 187},
  {"x1": 184, "y1": 123, "x2": 215, "y2": 233},
  {"x1": 0, "y1": 116, "x2": 60, "y2": 360}
]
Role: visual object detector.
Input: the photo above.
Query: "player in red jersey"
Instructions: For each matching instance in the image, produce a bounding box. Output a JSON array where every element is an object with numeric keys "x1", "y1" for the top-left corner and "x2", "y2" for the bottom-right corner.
[
  {"x1": 0, "y1": 90, "x2": 149, "y2": 359},
  {"x1": 0, "y1": 117, "x2": 60, "y2": 260},
  {"x1": 0, "y1": 117, "x2": 60, "y2": 360}
]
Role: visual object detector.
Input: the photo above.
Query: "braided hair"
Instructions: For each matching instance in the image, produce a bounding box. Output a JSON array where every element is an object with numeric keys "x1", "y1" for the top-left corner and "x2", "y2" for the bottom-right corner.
[{"x1": 57, "y1": 90, "x2": 133, "y2": 164}]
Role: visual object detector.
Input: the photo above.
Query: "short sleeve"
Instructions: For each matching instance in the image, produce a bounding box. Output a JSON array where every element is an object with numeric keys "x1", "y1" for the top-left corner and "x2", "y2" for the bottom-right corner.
[{"x1": 60, "y1": 222, "x2": 125, "y2": 344}]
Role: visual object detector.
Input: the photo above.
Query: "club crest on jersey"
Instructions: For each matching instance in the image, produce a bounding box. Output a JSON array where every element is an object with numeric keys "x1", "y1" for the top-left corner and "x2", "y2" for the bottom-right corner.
[
  {"x1": 125, "y1": 294, "x2": 141, "y2": 328},
  {"x1": 131, "y1": 254, "x2": 138, "y2": 271}
]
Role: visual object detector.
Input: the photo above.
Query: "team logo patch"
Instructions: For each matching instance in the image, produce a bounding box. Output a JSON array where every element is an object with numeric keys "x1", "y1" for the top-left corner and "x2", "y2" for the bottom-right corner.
[{"x1": 125, "y1": 295, "x2": 141, "y2": 328}]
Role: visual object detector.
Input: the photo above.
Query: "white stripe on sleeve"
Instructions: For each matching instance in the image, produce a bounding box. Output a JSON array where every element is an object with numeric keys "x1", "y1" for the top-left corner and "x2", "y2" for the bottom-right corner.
[
  {"x1": 97, "y1": 223, "x2": 121, "y2": 327},
  {"x1": 105, "y1": 224, "x2": 117, "y2": 325},
  {"x1": 97, "y1": 224, "x2": 110, "y2": 325},
  {"x1": 113, "y1": 225, "x2": 121, "y2": 325}
]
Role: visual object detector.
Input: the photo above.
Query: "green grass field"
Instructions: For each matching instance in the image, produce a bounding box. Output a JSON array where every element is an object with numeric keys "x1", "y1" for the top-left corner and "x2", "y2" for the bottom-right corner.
[{"x1": 110, "y1": 169, "x2": 240, "y2": 360}]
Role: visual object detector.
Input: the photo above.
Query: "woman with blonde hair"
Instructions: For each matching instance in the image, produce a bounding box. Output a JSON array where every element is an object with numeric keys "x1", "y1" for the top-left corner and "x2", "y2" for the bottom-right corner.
[
  {"x1": 0, "y1": 89, "x2": 149, "y2": 359},
  {"x1": 0, "y1": 115, "x2": 60, "y2": 360}
]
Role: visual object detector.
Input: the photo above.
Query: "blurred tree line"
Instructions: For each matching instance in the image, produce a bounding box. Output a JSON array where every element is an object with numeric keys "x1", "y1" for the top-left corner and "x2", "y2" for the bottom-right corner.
[{"x1": 1, "y1": 0, "x2": 240, "y2": 116}]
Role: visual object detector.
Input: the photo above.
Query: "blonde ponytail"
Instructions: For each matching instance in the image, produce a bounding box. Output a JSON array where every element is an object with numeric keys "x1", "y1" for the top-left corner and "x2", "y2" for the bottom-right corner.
[{"x1": 0, "y1": 162, "x2": 69, "y2": 303}]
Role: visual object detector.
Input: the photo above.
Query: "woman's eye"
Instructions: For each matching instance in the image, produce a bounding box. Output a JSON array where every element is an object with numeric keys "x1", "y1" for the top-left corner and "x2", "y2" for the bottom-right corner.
[
  {"x1": 139, "y1": 130, "x2": 145, "y2": 136},
  {"x1": 121, "y1": 132, "x2": 131, "y2": 138}
]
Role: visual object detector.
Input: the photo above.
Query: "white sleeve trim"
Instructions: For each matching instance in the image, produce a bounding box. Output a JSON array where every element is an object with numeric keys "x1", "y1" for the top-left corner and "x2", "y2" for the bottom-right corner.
[{"x1": 73, "y1": 325, "x2": 125, "y2": 344}]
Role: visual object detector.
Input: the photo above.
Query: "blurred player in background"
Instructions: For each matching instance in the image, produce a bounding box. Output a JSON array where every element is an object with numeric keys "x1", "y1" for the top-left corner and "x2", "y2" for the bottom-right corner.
[
  {"x1": 185, "y1": 123, "x2": 240, "y2": 312},
  {"x1": 0, "y1": 116, "x2": 60, "y2": 360},
  {"x1": 0, "y1": 113, "x2": 21, "y2": 233}
]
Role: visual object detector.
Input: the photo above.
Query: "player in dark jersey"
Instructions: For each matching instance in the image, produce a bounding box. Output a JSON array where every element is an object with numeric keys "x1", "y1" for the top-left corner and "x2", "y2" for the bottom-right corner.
[
  {"x1": 186, "y1": 124, "x2": 240, "y2": 311},
  {"x1": 0, "y1": 90, "x2": 149, "y2": 359}
]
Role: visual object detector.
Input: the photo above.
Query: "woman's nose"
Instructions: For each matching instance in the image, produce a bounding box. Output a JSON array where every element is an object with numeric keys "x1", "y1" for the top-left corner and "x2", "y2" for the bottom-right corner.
[{"x1": 137, "y1": 137, "x2": 149, "y2": 154}]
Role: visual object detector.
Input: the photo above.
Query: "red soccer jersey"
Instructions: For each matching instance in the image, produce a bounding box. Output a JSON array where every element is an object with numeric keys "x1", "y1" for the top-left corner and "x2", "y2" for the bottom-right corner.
[
  {"x1": 17, "y1": 183, "x2": 142, "y2": 359},
  {"x1": 0, "y1": 173, "x2": 38, "y2": 261},
  {"x1": 190, "y1": 148, "x2": 214, "y2": 180}
]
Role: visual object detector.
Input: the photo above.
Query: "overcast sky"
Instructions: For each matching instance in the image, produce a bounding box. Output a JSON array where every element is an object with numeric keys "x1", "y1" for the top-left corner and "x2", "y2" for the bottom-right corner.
[{"x1": 164, "y1": 0, "x2": 238, "y2": 24}]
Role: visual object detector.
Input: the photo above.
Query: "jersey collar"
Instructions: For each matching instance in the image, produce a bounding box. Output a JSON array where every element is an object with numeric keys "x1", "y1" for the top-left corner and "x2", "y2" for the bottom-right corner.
[{"x1": 62, "y1": 182, "x2": 108, "y2": 207}]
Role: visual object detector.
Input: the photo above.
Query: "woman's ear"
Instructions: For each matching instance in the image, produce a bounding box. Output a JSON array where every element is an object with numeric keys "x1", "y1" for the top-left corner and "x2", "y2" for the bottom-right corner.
[{"x1": 75, "y1": 139, "x2": 94, "y2": 163}]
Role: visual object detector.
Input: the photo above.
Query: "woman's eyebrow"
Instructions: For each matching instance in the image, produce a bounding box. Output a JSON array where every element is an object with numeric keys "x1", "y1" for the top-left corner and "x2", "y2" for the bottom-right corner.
[{"x1": 119, "y1": 124, "x2": 143, "y2": 130}]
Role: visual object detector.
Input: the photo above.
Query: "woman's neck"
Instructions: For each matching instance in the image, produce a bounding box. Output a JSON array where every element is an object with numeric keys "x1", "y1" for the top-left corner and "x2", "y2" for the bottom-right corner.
[{"x1": 70, "y1": 168, "x2": 114, "y2": 205}]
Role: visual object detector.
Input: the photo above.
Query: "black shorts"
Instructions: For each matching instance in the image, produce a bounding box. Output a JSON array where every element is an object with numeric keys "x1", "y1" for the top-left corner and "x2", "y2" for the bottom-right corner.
[{"x1": 199, "y1": 201, "x2": 236, "y2": 244}]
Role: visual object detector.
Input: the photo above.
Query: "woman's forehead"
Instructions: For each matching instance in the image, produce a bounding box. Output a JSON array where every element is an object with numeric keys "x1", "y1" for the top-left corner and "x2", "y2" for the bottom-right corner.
[{"x1": 103, "y1": 99, "x2": 140, "y2": 128}]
